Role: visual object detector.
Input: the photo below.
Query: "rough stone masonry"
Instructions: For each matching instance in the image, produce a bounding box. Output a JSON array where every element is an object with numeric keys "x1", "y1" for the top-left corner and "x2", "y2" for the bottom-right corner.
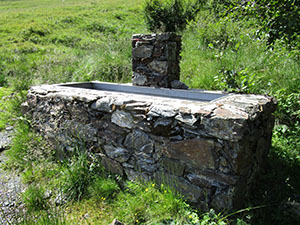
[
  {"x1": 132, "y1": 33, "x2": 188, "y2": 89},
  {"x1": 22, "y1": 83, "x2": 276, "y2": 211}
]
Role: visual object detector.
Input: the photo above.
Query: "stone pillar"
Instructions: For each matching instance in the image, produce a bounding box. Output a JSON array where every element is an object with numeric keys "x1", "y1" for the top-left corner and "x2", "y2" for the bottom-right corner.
[{"x1": 132, "y1": 33, "x2": 185, "y2": 88}]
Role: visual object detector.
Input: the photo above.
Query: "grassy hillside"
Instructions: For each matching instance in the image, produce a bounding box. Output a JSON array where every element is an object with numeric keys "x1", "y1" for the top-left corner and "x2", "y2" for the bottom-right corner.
[
  {"x1": 1, "y1": 0, "x2": 300, "y2": 224},
  {"x1": 0, "y1": 0, "x2": 146, "y2": 89}
]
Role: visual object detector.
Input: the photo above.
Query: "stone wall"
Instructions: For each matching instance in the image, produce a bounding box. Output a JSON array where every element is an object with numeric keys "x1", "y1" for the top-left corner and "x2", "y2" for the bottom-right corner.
[
  {"x1": 132, "y1": 33, "x2": 185, "y2": 88},
  {"x1": 22, "y1": 83, "x2": 276, "y2": 211}
]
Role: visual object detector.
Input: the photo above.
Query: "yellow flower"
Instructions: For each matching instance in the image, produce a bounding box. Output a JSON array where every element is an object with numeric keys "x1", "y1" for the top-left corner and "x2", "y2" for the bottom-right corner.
[
  {"x1": 145, "y1": 188, "x2": 149, "y2": 192},
  {"x1": 152, "y1": 183, "x2": 155, "y2": 187},
  {"x1": 189, "y1": 215, "x2": 193, "y2": 219},
  {"x1": 136, "y1": 219, "x2": 139, "y2": 223}
]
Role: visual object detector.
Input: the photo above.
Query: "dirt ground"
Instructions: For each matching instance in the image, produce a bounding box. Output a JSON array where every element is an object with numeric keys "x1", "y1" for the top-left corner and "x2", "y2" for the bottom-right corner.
[{"x1": 0, "y1": 129, "x2": 25, "y2": 224}]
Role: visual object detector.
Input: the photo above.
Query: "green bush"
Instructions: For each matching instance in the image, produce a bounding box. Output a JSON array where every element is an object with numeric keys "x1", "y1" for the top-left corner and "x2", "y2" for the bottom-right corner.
[
  {"x1": 220, "y1": 0, "x2": 300, "y2": 48},
  {"x1": 214, "y1": 68, "x2": 257, "y2": 93},
  {"x1": 274, "y1": 90, "x2": 300, "y2": 127},
  {"x1": 144, "y1": 0, "x2": 205, "y2": 32}
]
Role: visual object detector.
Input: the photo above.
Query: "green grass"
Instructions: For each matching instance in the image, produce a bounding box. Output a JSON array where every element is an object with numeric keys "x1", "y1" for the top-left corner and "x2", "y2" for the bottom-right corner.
[{"x1": 0, "y1": 0, "x2": 146, "y2": 88}]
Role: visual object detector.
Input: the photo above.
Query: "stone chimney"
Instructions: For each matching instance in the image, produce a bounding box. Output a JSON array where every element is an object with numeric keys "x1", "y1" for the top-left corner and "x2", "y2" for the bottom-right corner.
[{"x1": 131, "y1": 33, "x2": 187, "y2": 89}]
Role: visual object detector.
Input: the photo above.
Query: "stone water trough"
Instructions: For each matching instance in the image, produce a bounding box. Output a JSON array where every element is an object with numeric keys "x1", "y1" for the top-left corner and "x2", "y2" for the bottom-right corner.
[{"x1": 23, "y1": 81, "x2": 276, "y2": 211}]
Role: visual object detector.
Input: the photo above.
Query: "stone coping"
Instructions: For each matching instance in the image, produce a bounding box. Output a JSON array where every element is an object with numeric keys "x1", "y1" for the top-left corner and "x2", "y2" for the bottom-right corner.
[{"x1": 28, "y1": 81, "x2": 276, "y2": 142}]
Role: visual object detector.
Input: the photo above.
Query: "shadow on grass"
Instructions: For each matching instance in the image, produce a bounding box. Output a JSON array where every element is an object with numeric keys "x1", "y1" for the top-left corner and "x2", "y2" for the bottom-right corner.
[{"x1": 238, "y1": 146, "x2": 300, "y2": 225}]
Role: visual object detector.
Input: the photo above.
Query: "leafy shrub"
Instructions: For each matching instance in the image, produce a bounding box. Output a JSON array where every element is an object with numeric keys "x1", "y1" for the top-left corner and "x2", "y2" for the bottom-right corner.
[
  {"x1": 214, "y1": 68, "x2": 257, "y2": 93},
  {"x1": 220, "y1": 0, "x2": 300, "y2": 48},
  {"x1": 274, "y1": 90, "x2": 300, "y2": 127},
  {"x1": 272, "y1": 90, "x2": 300, "y2": 165},
  {"x1": 144, "y1": 0, "x2": 205, "y2": 32}
]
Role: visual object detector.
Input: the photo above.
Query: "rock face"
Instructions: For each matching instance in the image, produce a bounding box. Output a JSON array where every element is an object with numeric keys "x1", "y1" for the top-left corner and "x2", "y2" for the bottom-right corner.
[
  {"x1": 132, "y1": 33, "x2": 187, "y2": 89},
  {"x1": 23, "y1": 82, "x2": 277, "y2": 211}
]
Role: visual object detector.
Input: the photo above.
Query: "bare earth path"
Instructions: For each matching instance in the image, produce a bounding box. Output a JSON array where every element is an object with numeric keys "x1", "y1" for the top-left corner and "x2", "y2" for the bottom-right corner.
[{"x1": 0, "y1": 128, "x2": 25, "y2": 224}]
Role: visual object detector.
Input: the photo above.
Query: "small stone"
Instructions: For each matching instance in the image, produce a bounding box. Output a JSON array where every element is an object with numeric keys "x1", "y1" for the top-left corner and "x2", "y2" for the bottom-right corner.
[
  {"x1": 157, "y1": 33, "x2": 172, "y2": 41},
  {"x1": 154, "y1": 172, "x2": 201, "y2": 203},
  {"x1": 132, "y1": 45, "x2": 153, "y2": 59},
  {"x1": 136, "y1": 160, "x2": 158, "y2": 173},
  {"x1": 175, "y1": 114, "x2": 198, "y2": 126},
  {"x1": 210, "y1": 191, "x2": 233, "y2": 212},
  {"x1": 5, "y1": 126, "x2": 14, "y2": 132},
  {"x1": 101, "y1": 157, "x2": 124, "y2": 176},
  {"x1": 166, "y1": 42, "x2": 177, "y2": 61},
  {"x1": 148, "y1": 60, "x2": 168, "y2": 74},
  {"x1": 125, "y1": 169, "x2": 152, "y2": 182},
  {"x1": 91, "y1": 97, "x2": 113, "y2": 113},
  {"x1": 109, "y1": 219, "x2": 125, "y2": 225},
  {"x1": 0, "y1": 131, "x2": 11, "y2": 151},
  {"x1": 170, "y1": 80, "x2": 189, "y2": 89},
  {"x1": 152, "y1": 118, "x2": 173, "y2": 136},
  {"x1": 169, "y1": 135, "x2": 183, "y2": 141},
  {"x1": 104, "y1": 145, "x2": 130, "y2": 163},
  {"x1": 111, "y1": 110, "x2": 134, "y2": 129},
  {"x1": 3, "y1": 201, "x2": 9, "y2": 206},
  {"x1": 124, "y1": 130, "x2": 153, "y2": 151},
  {"x1": 124, "y1": 102, "x2": 150, "y2": 111},
  {"x1": 140, "y1": 142, "x2": 154, "y2": 154},
  {"x1": 202, "y1": 107, "x2": 248, "y2": 142},
  {"x1": 132, "y1": 72, "x2": 147, "y2": 86},
  {"x1": 147, "y1": 105, "x2": 177, "y2": 117},
  {"x1": 97, "y1": 120, "x2": 126, "y2": 146},
  {"x1": 164, "y1": 138, "x2": 216, "y2": 170},
  {"x1": 55, "y1": 193, "x2": 67, "y2": 206},
  {"x1": 160, "y1": 157, "x2": 185, "y2": 176}
]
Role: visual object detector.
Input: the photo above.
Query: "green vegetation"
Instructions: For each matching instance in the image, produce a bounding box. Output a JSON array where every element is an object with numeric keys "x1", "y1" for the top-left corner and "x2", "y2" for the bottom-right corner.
[
  {"x1": 144, "y1": 0, "x2": 204, "y2": 32},
  {"x1": 0, "y1": 0, "x2": 300, "y2": 224}
]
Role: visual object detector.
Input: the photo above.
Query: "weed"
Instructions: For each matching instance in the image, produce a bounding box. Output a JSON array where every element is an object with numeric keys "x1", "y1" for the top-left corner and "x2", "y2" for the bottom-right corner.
[
  {"x1": 112, "y1": 181, "x2": 199, "y2": 224},
  {"x1": 60, "y1": 151, "x2": 92, "y2": 201},
  {"x1": 22, "y1": 185, "x2": 48, "y2": 212},
  {"x1": 88, "y1": 177, "x2": 120, "y2": 201},
  {"x1": 5, "y1": 121, "x2": 54, "y2": 171},
  {"x1": 214, "y1": 68, "x2": 257, "y2": 93},
  {"x1": 20, "y1": 207, "x2": 67, "y2": 225}
]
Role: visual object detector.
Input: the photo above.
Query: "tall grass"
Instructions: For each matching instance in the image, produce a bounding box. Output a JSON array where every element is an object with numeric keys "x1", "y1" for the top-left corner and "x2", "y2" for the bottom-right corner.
[{"x1": 0, "y1": 0, "x2": 145, "y2": 87}]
